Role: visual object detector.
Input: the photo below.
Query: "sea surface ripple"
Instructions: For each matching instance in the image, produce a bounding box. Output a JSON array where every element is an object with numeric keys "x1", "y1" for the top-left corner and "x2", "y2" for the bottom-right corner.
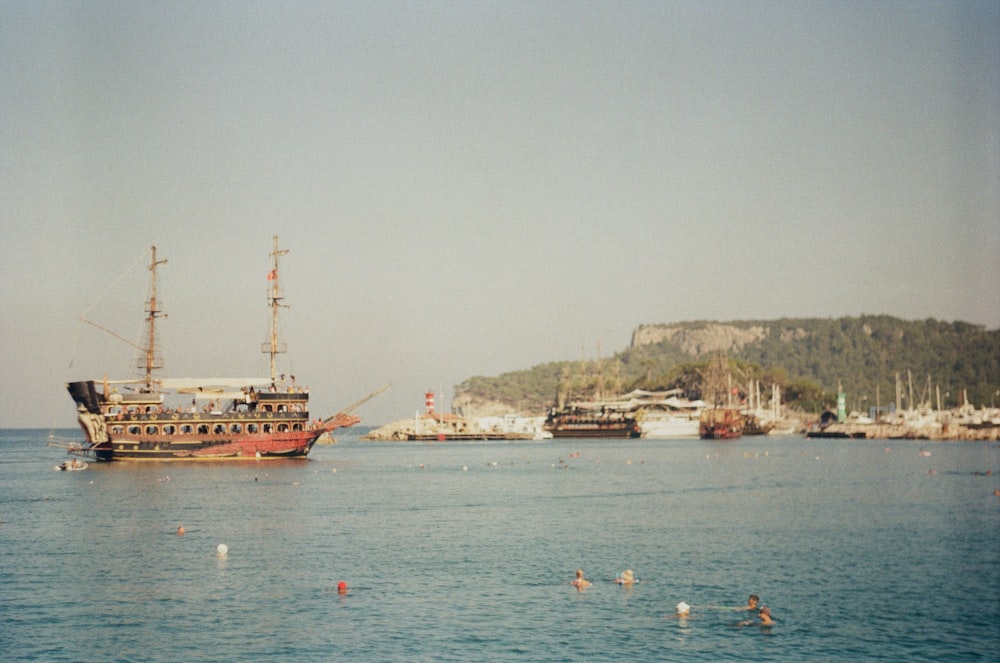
[{"x1": 2, "y1": 429, "x2": 998, "y2": 661}]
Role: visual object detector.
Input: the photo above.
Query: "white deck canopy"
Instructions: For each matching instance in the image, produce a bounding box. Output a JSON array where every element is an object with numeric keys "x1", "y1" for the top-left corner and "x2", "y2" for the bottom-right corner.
[{"x1": 159, "y1": 378, "x2": 273, "y2": 391}]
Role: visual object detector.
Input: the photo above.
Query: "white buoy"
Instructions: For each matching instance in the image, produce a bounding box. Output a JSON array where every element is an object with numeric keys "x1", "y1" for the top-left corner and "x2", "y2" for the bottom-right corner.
[{"x1": 216, "y1": 543, "x2": 229, "y2": 557}]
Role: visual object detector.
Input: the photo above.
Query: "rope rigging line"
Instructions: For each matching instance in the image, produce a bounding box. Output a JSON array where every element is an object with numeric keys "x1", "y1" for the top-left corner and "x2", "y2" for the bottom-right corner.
[{"x1": 68, "y1": 248, "x2": 150, "y2": 370}]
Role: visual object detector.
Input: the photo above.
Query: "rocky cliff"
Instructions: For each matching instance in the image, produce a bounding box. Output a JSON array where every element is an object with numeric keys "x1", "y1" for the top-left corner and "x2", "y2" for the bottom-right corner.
[{"x1": 630, "y1": 322, "x2": 813, "y2": 355}]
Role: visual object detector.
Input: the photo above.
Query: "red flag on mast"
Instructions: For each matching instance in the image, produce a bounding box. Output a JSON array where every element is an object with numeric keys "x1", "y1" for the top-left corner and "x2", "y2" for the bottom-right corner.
[{"x1": 267, "y1": 269, "x2": 277, "y2": 281}]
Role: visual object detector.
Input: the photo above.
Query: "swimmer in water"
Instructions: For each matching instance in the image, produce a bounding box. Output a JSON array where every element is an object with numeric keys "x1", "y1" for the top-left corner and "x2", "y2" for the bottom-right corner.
[
  {"x1": 615, "y1": 569, "x2": 636, "y2": 586},
  {"x1": 675, "y1": 601, "x2": 691, "y2": 617},
  {"x1": 337, "y1": 581, "x2": 348, "y2": 595},
  {"x1": 740, "y1": 606, "x2": 775, "y2": 627},
  {"x1": 570, "y1": 569, "x2": 592, "y2": 591},
  {"x1": 745, "y1": 594, "x2": 759, "y2": 610}
]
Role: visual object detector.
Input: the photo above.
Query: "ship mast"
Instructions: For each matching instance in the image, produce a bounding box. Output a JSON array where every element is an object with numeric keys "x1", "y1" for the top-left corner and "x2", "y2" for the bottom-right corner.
[
  {"x1": 263, "y1": 235, "x2": 289, "y2": 385},
  {"x1": 140, "y1": 245, "x2": 167, "y2": 391}
]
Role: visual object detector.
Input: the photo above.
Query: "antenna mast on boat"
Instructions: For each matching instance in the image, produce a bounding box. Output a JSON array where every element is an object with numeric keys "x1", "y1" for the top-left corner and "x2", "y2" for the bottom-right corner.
[
  {"x1": 140, "y1": 245, "x2": 167, "y2": 391},
  {"x1": 263, "y1": 235, "x2": 289, "y2": 385}
]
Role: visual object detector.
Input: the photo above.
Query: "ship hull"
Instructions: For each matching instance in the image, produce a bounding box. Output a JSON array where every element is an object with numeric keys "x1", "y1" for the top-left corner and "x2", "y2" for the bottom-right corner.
[
  {"x1": 84, "y1": 430, "x2": 320, "y2": 461},
  {"x1": 640, "y1": 416, "x2": 700, "y2": 439},
  {"x1": 68, "y1": 380, "x2": 360, "y2": 462},
  {"x1": 698, "y1": 425, "x2": 742, "y2": 440},
  {"x1": 546, "y1": 426, "x2": 641, "y2": 439},
  {"x1": 698, "y1": 408, "x2": 745, "y2": 440},
  {"x1": 543, "y1": 415, "x2": 642, "y2": 439}
]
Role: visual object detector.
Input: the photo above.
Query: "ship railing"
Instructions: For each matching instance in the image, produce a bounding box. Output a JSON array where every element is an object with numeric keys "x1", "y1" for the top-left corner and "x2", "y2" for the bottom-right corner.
[{"x1": 109, "y1": 410, "x2": 310, "y2": 421}]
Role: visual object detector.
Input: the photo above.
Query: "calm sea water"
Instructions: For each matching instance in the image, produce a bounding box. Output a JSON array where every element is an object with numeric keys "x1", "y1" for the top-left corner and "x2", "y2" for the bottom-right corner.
[{"x1": 1, "y1": 428, "x2": 998, "y2": 662}]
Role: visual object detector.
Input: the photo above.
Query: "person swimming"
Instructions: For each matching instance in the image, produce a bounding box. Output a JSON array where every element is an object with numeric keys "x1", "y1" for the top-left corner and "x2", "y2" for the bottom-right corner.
[
  {"x1": 746, "y1": 594, "x2": 759, "y2": 610},
  {"x1": 675, "y1": 601, "x2": 691, "y2": 617},
  {"x1": 740, "y1": 605, "x2": 775, "y2": 627},
  {"x1": 570, "y1": 569, "x2": 592, "y2": 590},
  {"x1": 615, "y1": 569, "x2": 636, "y2": 586}
]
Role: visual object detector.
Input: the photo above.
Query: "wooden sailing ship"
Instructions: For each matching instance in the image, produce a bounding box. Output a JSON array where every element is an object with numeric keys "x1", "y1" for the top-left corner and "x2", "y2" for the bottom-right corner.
[
  {"x1": 698, "y1": 407, "x2": 745, "y2": 439},
  {"x1": 543, "y1": 404, "x2": 643, "y2": 438},
  {"x1": 544, "y1": 353, "x2": 641, "y2": 438},
  {"x1": 697, "y1": 353, "x2": 745, "y2": 440},
  {"x1": 66, "y1": 237, "x2": 364, "y2": 461}
]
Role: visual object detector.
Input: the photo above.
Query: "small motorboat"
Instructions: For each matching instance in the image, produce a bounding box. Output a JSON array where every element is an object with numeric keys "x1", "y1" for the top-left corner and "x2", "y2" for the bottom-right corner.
[{"x1": 56, "y1": 459, "x2": 89, "y2": 471}]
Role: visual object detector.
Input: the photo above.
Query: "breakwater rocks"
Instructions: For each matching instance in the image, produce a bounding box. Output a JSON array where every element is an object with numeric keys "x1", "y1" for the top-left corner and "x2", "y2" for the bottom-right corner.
[
  {"x1": 362, "y1": 416, "x2": 478, "y2": 441},
  {"x1": 362, "y1": 414, "x2": 548, "y2": 441}
]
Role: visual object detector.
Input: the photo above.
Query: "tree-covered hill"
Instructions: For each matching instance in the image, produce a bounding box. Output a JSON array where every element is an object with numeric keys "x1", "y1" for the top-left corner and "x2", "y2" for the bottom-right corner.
[{"x1": 453, "y1": 316, "x2": 1000, "y2": 416}]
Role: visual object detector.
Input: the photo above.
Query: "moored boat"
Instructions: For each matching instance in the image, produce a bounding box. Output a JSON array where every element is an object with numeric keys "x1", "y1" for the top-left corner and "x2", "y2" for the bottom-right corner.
[
  {"x1": 543, "y1": 389, "x2": 699, "y2": 439},
  {"x1": 698, "y1": 407, "x2": 745, "y2": 440},
  {"x1": 741, "y1": 413, "x2": 775, "y2": 436},
  {"x1": 543, "y1": 405, "x2": 642, "y2": 439},
  {"x1": 66, "y1": 237, "x2": 364, "y2": 462},
  {"x1": 639, "y1": 413, "x2": 700, "y2": 438},
  {"x1": 630, "y1": 390, "x2": 704, "y2": 438},
  {"x1": 697, "y1": 353, "x2": 745, "y2": 440}
]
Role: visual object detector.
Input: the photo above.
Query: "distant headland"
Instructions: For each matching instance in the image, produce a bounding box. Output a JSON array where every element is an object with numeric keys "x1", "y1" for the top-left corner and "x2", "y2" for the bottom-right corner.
[{"x1": 452, "y1": 316, "x2": 1000, "y2": 421}]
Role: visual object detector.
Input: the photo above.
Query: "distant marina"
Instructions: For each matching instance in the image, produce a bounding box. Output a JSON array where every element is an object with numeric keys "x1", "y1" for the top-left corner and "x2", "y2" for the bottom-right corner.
[
  {"x1": 363, "y1": 387, "x2": 1000, "y2": 442},
  {"x1": 806, "y1": 404, "x2": 1000, "y2": 441}
]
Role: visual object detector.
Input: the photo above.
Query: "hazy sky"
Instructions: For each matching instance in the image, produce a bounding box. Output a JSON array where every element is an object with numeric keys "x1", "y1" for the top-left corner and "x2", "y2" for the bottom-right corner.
[{"x1": 2, "y1": 1, "x2": 998, "y2": 428}]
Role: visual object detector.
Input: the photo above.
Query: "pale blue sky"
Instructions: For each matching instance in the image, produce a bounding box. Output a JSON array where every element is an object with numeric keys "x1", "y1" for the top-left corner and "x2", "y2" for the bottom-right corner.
[{"x1": 2, "y1": 1, "x2": 997, "y2": 427}]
